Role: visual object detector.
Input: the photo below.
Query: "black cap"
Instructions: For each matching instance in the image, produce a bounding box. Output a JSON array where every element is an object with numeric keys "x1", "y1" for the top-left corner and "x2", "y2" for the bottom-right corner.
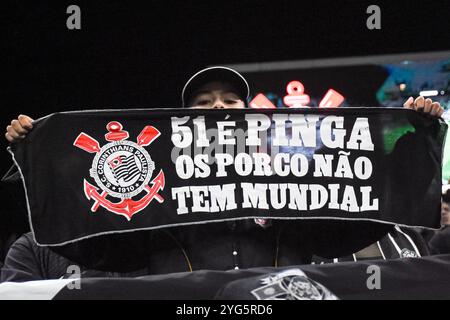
[{"x1": 181, "y1": 66, "x2": 250, "y2": 107}]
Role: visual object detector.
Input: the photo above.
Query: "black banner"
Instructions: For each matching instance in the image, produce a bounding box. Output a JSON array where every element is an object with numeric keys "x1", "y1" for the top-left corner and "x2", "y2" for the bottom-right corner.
[{"x1": 9, "y1": 108, "x2": 447, "y2": 245}]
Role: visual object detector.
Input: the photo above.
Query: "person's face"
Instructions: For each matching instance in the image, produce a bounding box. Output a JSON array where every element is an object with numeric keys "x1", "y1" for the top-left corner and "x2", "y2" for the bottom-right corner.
[
  {"x1": 442, "y1": 201, "x2": 450, "y2": 226},
  {"x1": 189, "y1": 82, "x2": 245, "y2": 109}
]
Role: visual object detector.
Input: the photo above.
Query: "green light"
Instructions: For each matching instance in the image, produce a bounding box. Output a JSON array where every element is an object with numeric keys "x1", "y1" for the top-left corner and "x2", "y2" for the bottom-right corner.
[
  {"x1": 442, "y1": 121, "x2": 450, "y2": 182},
  {"x1": 382, "y1": 124, "x2": 415, "y2": 154}
]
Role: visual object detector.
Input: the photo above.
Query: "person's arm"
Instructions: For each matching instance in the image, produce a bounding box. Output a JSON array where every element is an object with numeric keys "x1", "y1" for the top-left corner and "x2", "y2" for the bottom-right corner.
[
  {"x1": 385, "y1": 97, "x2": 445, "y2": 227},
  {"x1": 1, "y1": 232, "x2": 77, "y2": 283},
  {"x1": 305, "y1": 220, "x2": 394, "y2": 259},
  {"x1": 1, "y1": 233, "x2": 45, "y2": 282}
]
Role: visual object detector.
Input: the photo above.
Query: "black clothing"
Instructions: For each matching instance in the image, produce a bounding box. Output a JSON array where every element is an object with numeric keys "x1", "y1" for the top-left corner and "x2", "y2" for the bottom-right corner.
[
  {"x1": 2, "y1": 219, "x2": 393, "y2": 282},
  {"x1": 311, "y1": 226, "x2": 430, "y2": 264},
  {"x1": 429, "y1": 226, "x2": 450, "y2": 254}
]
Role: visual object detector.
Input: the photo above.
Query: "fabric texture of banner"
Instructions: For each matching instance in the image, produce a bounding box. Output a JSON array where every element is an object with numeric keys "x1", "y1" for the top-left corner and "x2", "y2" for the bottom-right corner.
[{"x1": 8, "y1": 108, "x2": 447, "y2": 246}]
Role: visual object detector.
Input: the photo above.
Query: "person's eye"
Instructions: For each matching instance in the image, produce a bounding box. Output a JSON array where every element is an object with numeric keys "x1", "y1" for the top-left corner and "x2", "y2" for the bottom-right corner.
[
  {"x1": 224, "y1": 100, "x2": 238, "y2": 104},
  {"x1": 195, "y1": 100, "x2": 210, "y2": 106}
]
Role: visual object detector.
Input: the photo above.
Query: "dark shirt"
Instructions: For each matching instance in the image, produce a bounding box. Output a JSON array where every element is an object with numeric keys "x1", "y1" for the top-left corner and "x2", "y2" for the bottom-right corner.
[
  {"x1": 2, "y1": 219, "x2": 392, "y2": 282},
  {"x1": 429, "y1": 226, "x2": 450, "y2": 254}
]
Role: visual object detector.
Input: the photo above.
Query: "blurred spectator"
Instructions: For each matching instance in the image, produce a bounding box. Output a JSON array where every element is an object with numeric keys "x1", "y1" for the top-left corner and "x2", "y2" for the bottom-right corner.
[{"x1": 440, "y1": 189, "x2": 450, "y2": 226}]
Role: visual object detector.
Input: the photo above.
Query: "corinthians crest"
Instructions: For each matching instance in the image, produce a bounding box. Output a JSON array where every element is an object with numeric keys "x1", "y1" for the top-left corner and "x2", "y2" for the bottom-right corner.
[
  {"x1": 73, "y1": 121, "x2": 165, "y2": 220},
  {"x1": 251, "y1": 269, "x2": 338, "y2": 300}
]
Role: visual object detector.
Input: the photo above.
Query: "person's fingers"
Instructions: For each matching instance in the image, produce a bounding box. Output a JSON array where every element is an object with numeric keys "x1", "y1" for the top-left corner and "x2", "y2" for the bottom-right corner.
[
  {"x1": 7, "y1": 125, "x2": 22, "y2": 139},
  {"x1": 403, "y1": 96, "x2": 414, "y2": 108},
  {"x1": 6, "y1": 125, "x2": 25, "y2": 141},
  {"x1": 11, "y1": 120, "x2": 27, "y2": 134},
  {"x1": 430, "y1": 102, "x2": 439, "y2": 116},
  {"x1": 414, "y1": 96, "x2": 425, "y2": 111},
  {"x1": 437, "y1": 106, "x2": 445, "y2": 118},
  {"x1": 5, "y1": 131, "x2": 14, "y2": 143},
  {"x1": 424, "y1": 98, "x2": 433, "y2": 113},
  {"x1": 18, "y1": 114, "x2": 33, "y2": 130},
  {"x1": 11, "y1": 119, "x2": 28, "y2": 135}
]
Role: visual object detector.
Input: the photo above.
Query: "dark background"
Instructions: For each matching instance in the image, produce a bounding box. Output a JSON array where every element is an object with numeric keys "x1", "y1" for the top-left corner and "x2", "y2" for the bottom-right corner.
[
  {"x1": 3, "y1": 1, "x2": 449, "y2": 125},
  {"x1": 3, "y1": 1, "x2": 449, "y2": 116},
  {"x1": 1, "y1": 1, "x2": 449, "y2": 244}
]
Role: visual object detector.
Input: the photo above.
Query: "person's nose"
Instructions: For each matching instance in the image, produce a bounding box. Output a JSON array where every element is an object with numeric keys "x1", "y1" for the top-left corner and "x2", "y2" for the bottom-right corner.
[{"x1": 212, "y1": 98, "x2": 227, "y2": 109}]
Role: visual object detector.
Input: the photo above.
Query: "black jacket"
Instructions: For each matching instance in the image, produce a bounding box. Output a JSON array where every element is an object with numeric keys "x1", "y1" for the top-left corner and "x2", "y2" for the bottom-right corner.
[{"x1": 1, "y1": 219, "x2": 393, "y2": 282}]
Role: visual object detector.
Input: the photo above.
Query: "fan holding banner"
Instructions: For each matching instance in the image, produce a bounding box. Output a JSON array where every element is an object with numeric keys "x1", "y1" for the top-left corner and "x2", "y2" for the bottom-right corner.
[{"x1": 2, "y1": 67, "x2": 446, "y2": 283}]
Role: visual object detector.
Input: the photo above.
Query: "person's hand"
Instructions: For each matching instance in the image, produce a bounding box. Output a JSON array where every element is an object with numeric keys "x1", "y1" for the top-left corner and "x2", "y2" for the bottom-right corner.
[
  {"x1": 403, "y1": 96, "x2": 444, "y2": 118},
  {"x1": 5, "y1": 115, "x2": 34, "y2": 143}
]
